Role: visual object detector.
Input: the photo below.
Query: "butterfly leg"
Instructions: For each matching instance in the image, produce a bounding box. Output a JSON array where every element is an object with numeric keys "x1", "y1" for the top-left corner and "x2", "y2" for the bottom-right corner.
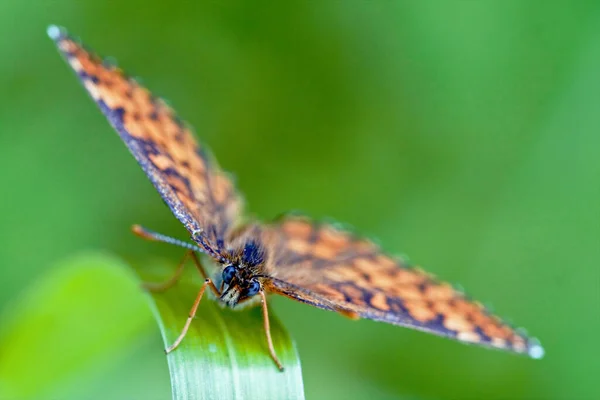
[
  {"x1": 131, "y1": 225, "x2": 220, "y2": 295},
  {"x1": 141, "y1": 250, "x2": 193, "y2": 292},
  {"x1": 189, "y1": 252, "x2": 221, "y2": 297},
  {"x1": 161, "y1": 253, "x2": 219, "y2": 353},
  {"x1": 259, "y1": 290, "x2": 284, "y2": 371},
  {"x1": 165, "y1": 278, "x2": 213, "y2": 354}
]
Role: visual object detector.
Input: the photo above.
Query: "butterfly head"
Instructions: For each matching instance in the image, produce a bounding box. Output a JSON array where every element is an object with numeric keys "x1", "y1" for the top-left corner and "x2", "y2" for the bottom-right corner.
[{"x1": 218, "y1": 241, "x2": 266, "y2": 308}]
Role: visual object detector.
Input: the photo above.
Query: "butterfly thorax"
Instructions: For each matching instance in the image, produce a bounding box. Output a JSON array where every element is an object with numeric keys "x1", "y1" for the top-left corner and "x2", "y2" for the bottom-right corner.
[{"x1": 217, "y1": 238, "x2": 269, "y2": 309}]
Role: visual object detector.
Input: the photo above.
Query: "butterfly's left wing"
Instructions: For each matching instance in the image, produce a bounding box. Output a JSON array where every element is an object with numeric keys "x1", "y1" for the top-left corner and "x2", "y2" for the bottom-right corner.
[
  {"x1": 49, "y1": 27, "x2": 242, "y2": 258},
  {"x1": 261, "y1": 216, "x2": 543, "y2": 358}
]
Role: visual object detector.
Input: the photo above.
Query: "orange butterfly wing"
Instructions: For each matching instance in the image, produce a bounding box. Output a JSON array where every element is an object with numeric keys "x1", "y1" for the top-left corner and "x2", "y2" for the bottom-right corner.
[
  {"x1": 262, "y1": 216, "x2": 543, "y2": 358},
  {"x1": 49, "y1": 27, "x2": 242, "y2": 259}
]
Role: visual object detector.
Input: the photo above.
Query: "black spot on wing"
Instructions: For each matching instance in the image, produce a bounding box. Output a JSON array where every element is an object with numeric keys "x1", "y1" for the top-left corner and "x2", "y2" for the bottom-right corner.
[
  {"x1": 97, "y1": 100, "x2": 125, "y2": 134},
  {"x1": 474, "y1": 326, "x2": 493, "y2": 344},
  {"x1": 78, "y1": 70, "x2": 100, "y2": 84}
]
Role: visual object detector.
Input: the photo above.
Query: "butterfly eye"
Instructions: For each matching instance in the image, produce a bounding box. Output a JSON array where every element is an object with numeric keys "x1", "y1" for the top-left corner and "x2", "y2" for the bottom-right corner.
[
  {"x1": 246, "y1": 280, "x2": 261, "y2": 297},
  {"x1": 222, "y1": 265, "x2": 236, "y2": 285}
]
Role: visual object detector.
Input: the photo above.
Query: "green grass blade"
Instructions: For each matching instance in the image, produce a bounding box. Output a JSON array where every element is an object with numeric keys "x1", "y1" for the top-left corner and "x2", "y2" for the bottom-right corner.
[
  {"x1": 0, "y1": 252, "x2": 303, "y2": 400},
  {"x1": 130, "y1": 257, "x2": 305, "y2": 400}
]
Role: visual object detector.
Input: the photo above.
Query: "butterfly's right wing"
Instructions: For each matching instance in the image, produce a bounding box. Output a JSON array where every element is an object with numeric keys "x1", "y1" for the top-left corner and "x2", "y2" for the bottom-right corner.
[
  {"x1": 261, "y1": 216, "x2": 543, "y2": 359},
  {"x1": 49, "y1": 27, "x2": 243, "y2": 259}
]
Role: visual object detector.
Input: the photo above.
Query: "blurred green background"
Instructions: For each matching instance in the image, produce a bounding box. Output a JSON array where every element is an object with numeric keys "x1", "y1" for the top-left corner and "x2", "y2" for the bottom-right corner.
[{"x1": 1, "y1": 1, "x2": 599, "y2": 399}]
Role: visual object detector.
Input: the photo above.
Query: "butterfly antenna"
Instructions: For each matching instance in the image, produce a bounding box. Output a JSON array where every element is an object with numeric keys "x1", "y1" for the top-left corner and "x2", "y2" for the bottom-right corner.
[{"x1": 132, "y1": 225, "x2": 203, "y2": 253}]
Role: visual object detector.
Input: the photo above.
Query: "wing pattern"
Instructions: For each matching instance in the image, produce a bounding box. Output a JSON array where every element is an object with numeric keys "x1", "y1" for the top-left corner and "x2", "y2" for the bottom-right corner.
[
  {"x1": 50, "y1": 29, "x2": 242, "y2": 258},
  {"x1": 50, "y1": 26, "x2": 542, "y2": 360},
  {"x1": 262, "y1": 216, "x2": 537, "y2": 356}
]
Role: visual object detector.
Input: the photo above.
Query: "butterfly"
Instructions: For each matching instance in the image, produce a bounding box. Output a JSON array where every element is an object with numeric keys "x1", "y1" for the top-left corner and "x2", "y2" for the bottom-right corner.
[{"x1": 48, "y1": 25, "x2": 544, "y2": 371}]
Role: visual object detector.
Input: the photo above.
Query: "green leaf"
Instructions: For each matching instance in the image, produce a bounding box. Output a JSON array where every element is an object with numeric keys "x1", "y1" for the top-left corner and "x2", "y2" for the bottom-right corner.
[
  {"x1": 129, "y1": 256, "x2": 305, "y2": 400},
  {"x1": 0, "y1": 252, "x2": 154, "y2": 399},
  {"x1": 0, "y1": 252, "x2": 304, "y2": 400}
]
